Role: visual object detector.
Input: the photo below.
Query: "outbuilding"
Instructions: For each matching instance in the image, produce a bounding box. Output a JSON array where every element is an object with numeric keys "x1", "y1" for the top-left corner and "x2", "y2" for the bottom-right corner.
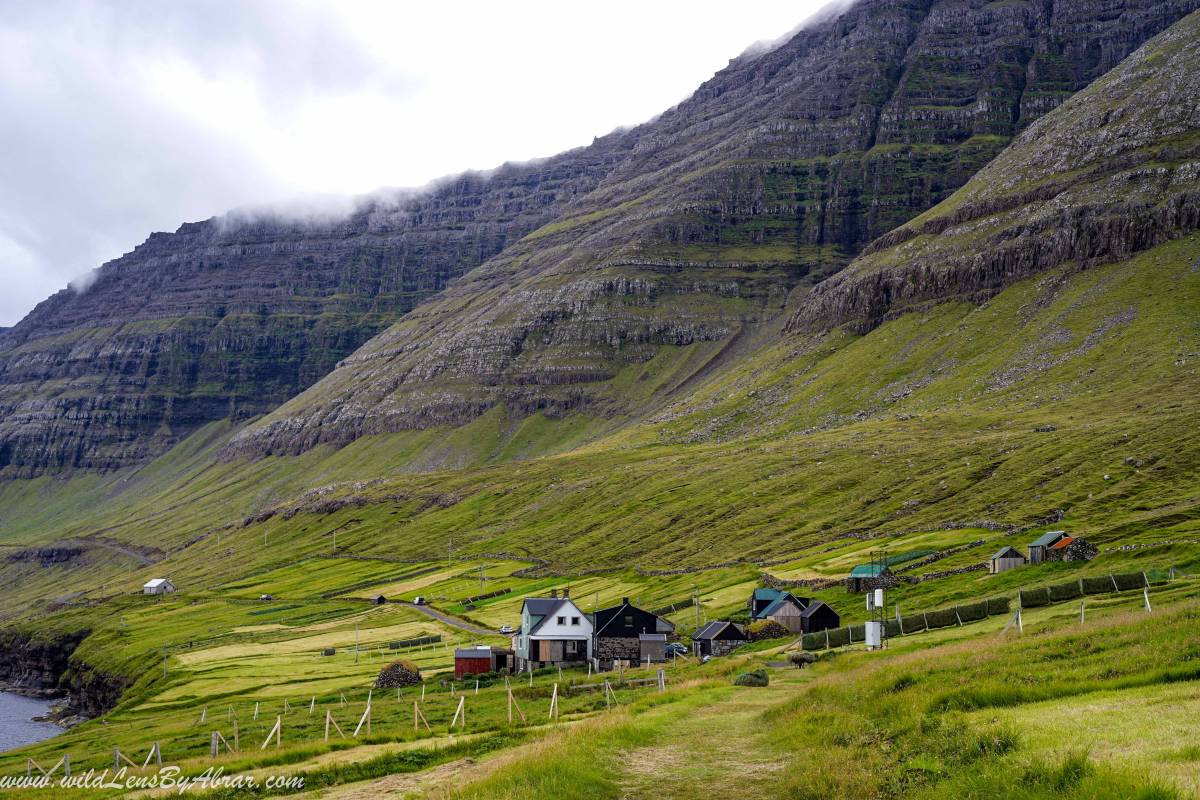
[
  {"x1": 845, "y1": 564, "x2": 894, "y2": 593},
  {"x1": 638, "y1": 633, "x2": 668, "y2": 663},
  {"x1": 454, "y1": 646, "x2": 510, "y2": 678},
  {"x1": 749, "y1": 588, "x2": 811, "y2": 633},
  {"x1": 799, "y1": 600, "x2": 840, "y2": 633},
  {"x1": 692, "y1": 621, "x2": 746, "y2": 657},
  {"x1": 989, "y1": 546, "x2": 1027, "y2": 574},
  {"x1": 143, "y1": 578, "x2": 176, "y2": 596},
  {"x1": 1028, "y1": 531, "x2": 1068, "y2": 564},
  {"x1": 370, "y1": 594, "x2": 387, "y2": 605}
]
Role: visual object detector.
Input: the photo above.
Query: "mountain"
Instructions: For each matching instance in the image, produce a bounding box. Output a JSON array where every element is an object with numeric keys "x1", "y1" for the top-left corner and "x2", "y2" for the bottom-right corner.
[
  {"x1": 224, "y1": 0, "x2": 1200, "y2": 460},
  {"x1": 0, "y1": 139, "x2": 632, "y2": 475},
  {"x1": 2, "y1": 0, "x2": 1196, "y2": 476}
]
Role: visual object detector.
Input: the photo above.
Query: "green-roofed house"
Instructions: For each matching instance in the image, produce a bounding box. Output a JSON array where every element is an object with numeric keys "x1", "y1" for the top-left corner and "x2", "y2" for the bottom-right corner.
[
  {"x1": 1028, "y1": 531, "x2": 1068, "y2": 565},
  {"x1": 989, "y1": 546, "x2": 1027, "y2": 574},
  {"x1": 846, "y1": 563, "x2": 893, "y2": 594}
]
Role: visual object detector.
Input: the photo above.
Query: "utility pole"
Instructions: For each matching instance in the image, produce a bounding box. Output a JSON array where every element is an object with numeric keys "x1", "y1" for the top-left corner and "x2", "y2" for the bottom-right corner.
[
  {"x1": 355, "y1": 623, "x2": 359, "y2": 664},
  {"x1": 693, "y1": 585, "x2": 700, "y2": 630},
  {"x1": 479, "y1": 563, "x2": 485, "y2": 594},
  {"x1": 448, "y1": 538, "x2": 452, "y2": 568}
]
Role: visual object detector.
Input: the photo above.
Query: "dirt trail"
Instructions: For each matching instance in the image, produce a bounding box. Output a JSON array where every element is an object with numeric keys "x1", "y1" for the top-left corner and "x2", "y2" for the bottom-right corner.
[{"x1": 617, "y1": 670, "x2": 802, "y2": 800}]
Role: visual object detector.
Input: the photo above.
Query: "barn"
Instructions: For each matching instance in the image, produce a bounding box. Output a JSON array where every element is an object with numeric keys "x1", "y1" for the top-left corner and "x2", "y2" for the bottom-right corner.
[
  {"x1": 989, "y1": 546, "x2": 1027, "y2": 574},
  {"x1": 845, "y1": 564, "x2": 894, "y2": 593}
]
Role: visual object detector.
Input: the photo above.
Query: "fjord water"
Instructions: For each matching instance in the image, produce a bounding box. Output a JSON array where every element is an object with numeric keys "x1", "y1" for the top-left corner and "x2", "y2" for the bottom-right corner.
[{"x1": 0, "y1": 692, "x2": 59, "y2": 752}]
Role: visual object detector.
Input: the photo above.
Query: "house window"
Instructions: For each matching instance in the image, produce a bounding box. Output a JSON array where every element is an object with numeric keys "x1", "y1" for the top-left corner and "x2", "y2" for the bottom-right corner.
[
  {"x1": 566, "y1": 641, "x2": 577, "y2": 654},
  {"x1": 557, "y1": 616, "x2": 566, "y2": 625},
  {"x1": 571, "y1": 616, "x2": 580, "y2": 625},
  {"x1": 624, "y1": 615, "x2": 633, "y2": 627}
]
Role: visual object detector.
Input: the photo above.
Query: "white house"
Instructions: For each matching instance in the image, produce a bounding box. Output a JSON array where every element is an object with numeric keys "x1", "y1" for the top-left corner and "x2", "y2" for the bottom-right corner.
[
  {"x1": 143, "y1": 578, "x2": 176, "y2": 595},
  {"x1": 511, "y1": 589, "x2": 593, "y2": 671}
]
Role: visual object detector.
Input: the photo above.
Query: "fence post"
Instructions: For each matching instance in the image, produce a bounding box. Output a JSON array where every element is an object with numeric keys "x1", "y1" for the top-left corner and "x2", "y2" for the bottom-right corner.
[
  {"x1": 1144, "y1": 588, "x2": 1153, "y2": 614},
  {"x1": 1080, "y1": 599, "x2": 1085, "y2": 624}
]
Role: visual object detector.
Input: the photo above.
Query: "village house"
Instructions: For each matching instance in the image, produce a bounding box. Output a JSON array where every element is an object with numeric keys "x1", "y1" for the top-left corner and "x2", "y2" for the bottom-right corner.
[
  {"x1": 989, "y1": 546, "x2": 1027, "y2": 574},
  {"x1": 511, "y1": 589, "x2": 593, "y2": 671},
  {"x1": 1028, "y1": 530, "x2": 1068, "y2": 564},
  {"x1": 453, "y1": 645, "x2": 510, "y2": 678},
  {"x1": 692, "y1": 621, "x2": 746, "y2": 657},
  {"x1": 143, "y1": 578, "x2": 176, "y2": 596},
  {"x1": 591, "y1": 597, "x2": 674, "y2": 667}
]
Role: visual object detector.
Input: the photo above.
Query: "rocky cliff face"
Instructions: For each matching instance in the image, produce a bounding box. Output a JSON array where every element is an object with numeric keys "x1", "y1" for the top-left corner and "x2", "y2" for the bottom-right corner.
[
  {"x1": 787, "y1": 9, "x2": 1200, "y2": 333},
  {"x1": 0, "y1": 139, "x2": 633, "y2": 475},
  {"x1": 226, "y1": 0, "x2": 1200, "y2": 458}
]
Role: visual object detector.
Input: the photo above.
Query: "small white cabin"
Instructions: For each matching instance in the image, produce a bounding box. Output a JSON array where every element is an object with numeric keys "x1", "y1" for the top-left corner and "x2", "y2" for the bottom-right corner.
[{"x1": 143, "y1": 578, "x2": 176, "y2": 595}]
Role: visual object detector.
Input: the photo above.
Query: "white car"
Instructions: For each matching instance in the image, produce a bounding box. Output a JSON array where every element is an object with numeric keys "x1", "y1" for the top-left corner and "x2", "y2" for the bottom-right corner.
[{"x1": 499, "y1": 625, "x2": 514, "y2": 635}]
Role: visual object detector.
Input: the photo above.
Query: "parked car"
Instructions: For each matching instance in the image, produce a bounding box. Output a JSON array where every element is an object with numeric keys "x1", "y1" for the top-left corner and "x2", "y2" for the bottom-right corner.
[
  {"x1": 413, "y1": 596, "x2": 426, "y2": 605},
  {"x1": 499, "y1": 624, "x2": 514, "y2": 635},
  {"x1": 665, "y1": 642, "x2": 688, "y2": 658}
]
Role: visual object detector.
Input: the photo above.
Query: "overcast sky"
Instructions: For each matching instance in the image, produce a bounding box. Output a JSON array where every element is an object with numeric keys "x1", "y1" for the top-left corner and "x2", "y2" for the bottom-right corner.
[{"x1": 0, "y1": 0, "x2": 830, "y2": 327}]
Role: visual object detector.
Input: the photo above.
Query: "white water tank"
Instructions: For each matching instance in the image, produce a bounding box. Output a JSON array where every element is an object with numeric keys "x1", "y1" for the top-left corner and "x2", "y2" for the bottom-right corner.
[{"x1": 865, "y1": 621, "x2": 883, "y2": 649}]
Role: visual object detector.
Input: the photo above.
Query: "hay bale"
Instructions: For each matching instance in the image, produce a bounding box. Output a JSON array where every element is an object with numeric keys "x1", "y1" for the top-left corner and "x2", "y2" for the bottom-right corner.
[
  {"x1": 733, "y1": 669, "x2": 770, "y2": 687},
  {"x1": 375, "y1": 658, "x2": 422, "y2": 688}
]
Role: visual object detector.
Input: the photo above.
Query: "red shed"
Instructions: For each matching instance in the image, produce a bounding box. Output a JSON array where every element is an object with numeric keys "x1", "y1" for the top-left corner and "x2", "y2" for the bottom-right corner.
[{"x1": 455, "y1": 646, "x2": 502, "y2": 678}]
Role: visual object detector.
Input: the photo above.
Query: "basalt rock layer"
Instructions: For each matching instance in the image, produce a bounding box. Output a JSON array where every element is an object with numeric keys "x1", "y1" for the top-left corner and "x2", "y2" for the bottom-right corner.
[
  {"x1": 787, "y1": 10, "x2": 1200, "y2": 333},
  {"x1": 227, "y1": 0, "x2": 1200, "y2": 458},
  {"x1": 0, "y1": 142, "x2": 632, "y2": 475}
]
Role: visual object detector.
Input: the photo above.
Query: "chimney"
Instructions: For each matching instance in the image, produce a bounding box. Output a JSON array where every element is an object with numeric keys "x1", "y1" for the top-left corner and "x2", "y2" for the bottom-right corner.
[
  {"x1": 562, "y1": 587, "x2": 570, "y2": 599},
  {"x1": 622, "y1": 597, "x2": 630, "y2": 605},
  {"x1": 550, "y1": 589, "x2": 558, "y2": 599}
]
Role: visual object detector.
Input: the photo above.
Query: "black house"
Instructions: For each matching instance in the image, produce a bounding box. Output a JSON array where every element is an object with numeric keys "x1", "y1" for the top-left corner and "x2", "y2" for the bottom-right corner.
[
  {"x1": 692, "y1": 621, "x2": 747, "y2": 657},
  {"x1": 799, "y1": 601, "x2": 840, "y2": 633},
  {"x1": 592, "y1": 598, "x2": 673, "y2": 666}
]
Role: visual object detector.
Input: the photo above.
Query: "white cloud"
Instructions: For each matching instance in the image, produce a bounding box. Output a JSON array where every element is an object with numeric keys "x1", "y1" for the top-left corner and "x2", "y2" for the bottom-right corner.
[{"x1": 0, "y1": 0, "x2": 830, "y2": 326}]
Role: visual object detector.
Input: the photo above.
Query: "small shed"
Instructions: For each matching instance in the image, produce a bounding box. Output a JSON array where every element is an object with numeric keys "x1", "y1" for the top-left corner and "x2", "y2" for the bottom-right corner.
[
  {"x1": 799, "y1": 600, "x2": 840, "y2": 633},
  {"x1": 638, "y1": 633, "x2": 667, "y2": 663},
  {"x1": 370, "y1": 594, "x2": 387, "y2": 605},
  {"x1": 143, "y1": 578, "x2": 176, "y2": 596},
  {"x1": 845, "y1": 564, "x2": 893, "y2": 593},
  {"x1": 989, "y1": 546, "x2": 1027, "y2": 574},
  {"x1": 454, "y1": 646, "x2": 508, "y2": 678},
  {"x1": 1028, "y1": 530, "x2": 1068, "y2": 564},
  {"x1": 692, "y1": 621, "x2": 746, "y2": 657}
]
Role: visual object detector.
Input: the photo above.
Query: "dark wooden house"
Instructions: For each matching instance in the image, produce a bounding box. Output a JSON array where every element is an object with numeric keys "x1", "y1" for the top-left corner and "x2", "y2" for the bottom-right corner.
[
  {"x1": 592, "y1": 597, "x2": 673, "y2": 667},
  {"x1": 1028, "y1": 530, "x2": 1068, "y2": 564},
  {"x1": 692, "y1": 621, "x2": 746, "y2": 657},
  {"x1": 799, "y1": 600, "x2": 840, "y2": 633}
]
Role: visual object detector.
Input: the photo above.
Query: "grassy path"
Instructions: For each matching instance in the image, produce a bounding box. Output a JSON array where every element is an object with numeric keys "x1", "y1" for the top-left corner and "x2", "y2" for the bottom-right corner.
[{"x1": 617, "y1": 670, "x2": 803, "y2": 799}]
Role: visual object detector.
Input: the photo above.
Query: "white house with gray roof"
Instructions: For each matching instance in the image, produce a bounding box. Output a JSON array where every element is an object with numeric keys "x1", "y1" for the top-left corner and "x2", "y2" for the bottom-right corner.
[{"x1": 511, "y1": 589, "x2": 593, "y2": 671}]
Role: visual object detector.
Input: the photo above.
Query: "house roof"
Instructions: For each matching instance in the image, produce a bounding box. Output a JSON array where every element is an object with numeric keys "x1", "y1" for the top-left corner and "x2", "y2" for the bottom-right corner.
[
  {"x1": 991, "y1": 546, "x2": 1026, "y2": 560},
  {"x1": 1049, "y1": 536, "x2": 1076, "y2": 551},
  {"x1": 849, "y1": 564, "x2": 887, "y2": 578},
  {"x1": 760, "y1": 592, "x2": 805, "y2": 618},
  {"x1": 454, "y1": 646, "x2": 494, "y2": 659},
  {"x1": 800, "y1": 600, "x2": 834, "y2": 618},
  {"x1": 752, "y1": 588, "x2": 785, "y2": 603},
  {"x1": 693, "y1": 621, "x2": 745, "y2": 640},
  {"x1": 143, "y1": 578, "x2": 171, "y2": 588},
  {"x1": 639, "y1": 633, "x2": 667, "y2": 642},
  {"x1": 1030, "y1": 530, "x2": 1067, "y2": 548},
  {"x1": 523, "y1": 597, "x2": 587, "y2": 635}
]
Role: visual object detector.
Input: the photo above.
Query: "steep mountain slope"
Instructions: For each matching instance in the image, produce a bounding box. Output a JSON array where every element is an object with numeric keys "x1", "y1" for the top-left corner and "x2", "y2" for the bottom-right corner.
[
  {"x1": 227, "y1": 0, "x2": 1200, "y2": 459},
  {"x1": 0, "y1": 139, "x2": 633, "y2": 476},
  {"x1": 788, "y1": 11, "x2": 1200, "y2": 334}
]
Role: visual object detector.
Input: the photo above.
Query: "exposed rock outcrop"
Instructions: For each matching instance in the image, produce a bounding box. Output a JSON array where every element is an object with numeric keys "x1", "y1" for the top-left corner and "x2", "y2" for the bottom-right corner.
[
  {"x1": 228, "y1": 0, "x2": 1200, "y2": 458},
  {"x1": 787, "y1": 10, "x2": 1200, "y2": 333}
]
